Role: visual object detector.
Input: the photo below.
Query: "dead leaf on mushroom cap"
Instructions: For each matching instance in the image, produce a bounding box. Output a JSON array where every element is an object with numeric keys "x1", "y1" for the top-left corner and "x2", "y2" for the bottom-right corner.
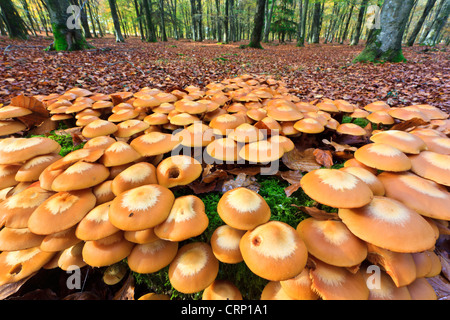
[
  {"x1": 294, "y1": 205, "x2": 340, "y2": 221},
  {"x1": 11, "y1": 95, "x2": 49, "y2": 129},
  {"x1": 313, "y1": 149, "x2": 333, "y2": 168}
]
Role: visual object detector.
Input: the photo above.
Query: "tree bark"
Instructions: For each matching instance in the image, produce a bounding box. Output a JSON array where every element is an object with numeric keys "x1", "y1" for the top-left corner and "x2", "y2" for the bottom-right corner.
[
  {"x1": 248, "y1": 0, "x2": 266, "y2": 48},
  {"x1": 407, "y1": 0, "x2": 438, "y2": 46},
  {"x1": 0, "y1": 0, "x2": 28, "y2": 39},
  {"x1": 353, "y1": 0, "x2": 415, "y2": 63},
  {"x1": 421, "y1": 0, "x2": 450, "y2": 46},
  {"x1": 263, "y1": 0, "x2": 275, "y2": 42},
  {"x1": 43, "y1": 0, "x2": 93, "y2": 51},
  {"x1": 107, "y1": 0, "x2": 124, "y2": 42},
  {"x1": 309, "y1": 1, "x2": 321, "y2": 43},
  {"x1": 350, "y1": 0, "x2": 369, "y2": 45},
  {"x1": 143, "y1": 0, "x2": 157, "y2": 42},
  {"x1": 159, "y1": 0, "x2": 168, "y2": 41}
]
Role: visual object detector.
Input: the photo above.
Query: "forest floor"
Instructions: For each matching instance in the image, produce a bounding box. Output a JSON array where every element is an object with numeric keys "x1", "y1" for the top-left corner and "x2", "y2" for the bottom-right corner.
[{"x1": 0, "y1": 35, "x2": 449, "y2": 112}]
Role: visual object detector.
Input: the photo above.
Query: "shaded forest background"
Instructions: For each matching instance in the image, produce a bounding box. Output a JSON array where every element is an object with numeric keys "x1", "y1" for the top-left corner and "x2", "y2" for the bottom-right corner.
[{"x1": 0, "y1": 0, "x2": 449, "y2": 112}]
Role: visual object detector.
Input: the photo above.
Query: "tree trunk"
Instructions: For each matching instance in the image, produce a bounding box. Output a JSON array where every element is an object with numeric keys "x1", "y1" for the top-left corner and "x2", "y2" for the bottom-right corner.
[
  {"x1": 353, "y1": 0, "x2": 415, "y2": 63},
  {"x1": 407, "y1": 0, "x2": 438, "y2": 46},
  {"x1": 159, "y1": 0, "x2": 168, "y2": 41},
  {"x1": 248, "y1": 0, "x2": 266, "y2": 48},
  {"x1": 296, "y1": 0, "x2": 303, "y2": 46},
  {"x1": 215, "y1": 0, "x2": 222, "y2": 42},
  {"x1": 309, "y1": 1, "x2": 321, "y2": 43},
  {"x1": 224, "y1": 0, "x2": 229, "y2": 42},
  {"x1": 263, "y1": 0, "x2": 275, "y2": 42},
  {"x1": 108, "y1": 0, "x2": 124, "y2": 42},
  {"x1": 196, "y1": 0, "x2": 203, "y2": 41},
  {"x1": 0, "y1": 0, "x2": 28, "y2": 39},
  {"x1": 43, "y1": 0, "x2": 93, "y2": 51},
  {"x1": 421, "y1": 0, "x2": 450, "y2": 46},
  {"x1": 340, "y1": 4, "x2": 354, "y2": 44},
  {"x1": 350, "y1": 0, "x2": 369, "y2": 45},
  {"x1": 143, "y1": 0, "x2": 157, "y2": 42}
]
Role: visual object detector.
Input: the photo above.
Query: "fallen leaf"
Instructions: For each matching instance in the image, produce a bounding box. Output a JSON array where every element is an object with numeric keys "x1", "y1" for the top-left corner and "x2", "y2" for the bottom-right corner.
[
  {"x1": 313, "y1": 148, "x2": 333, "y2": 168},
  {"x1": 282, "y1": 148, "x2": 321, "y2": 172}
]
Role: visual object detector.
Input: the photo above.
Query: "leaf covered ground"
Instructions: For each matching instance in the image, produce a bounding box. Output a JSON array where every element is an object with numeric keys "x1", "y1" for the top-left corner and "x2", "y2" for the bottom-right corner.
[{"x1": 1, "y1": 36, "x2": 449, "y2": 113}]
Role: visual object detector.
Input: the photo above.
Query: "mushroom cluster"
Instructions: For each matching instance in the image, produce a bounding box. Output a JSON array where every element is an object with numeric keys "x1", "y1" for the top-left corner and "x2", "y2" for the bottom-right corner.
[{"x1": 0, "y1": 74, "x2": 448, "y2": 300}]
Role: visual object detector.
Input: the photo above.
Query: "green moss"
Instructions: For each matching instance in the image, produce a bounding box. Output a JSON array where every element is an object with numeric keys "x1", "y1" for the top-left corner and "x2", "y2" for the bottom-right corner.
[{"x1": 28, "y1": 130, "x2": 84, "y2": 156}]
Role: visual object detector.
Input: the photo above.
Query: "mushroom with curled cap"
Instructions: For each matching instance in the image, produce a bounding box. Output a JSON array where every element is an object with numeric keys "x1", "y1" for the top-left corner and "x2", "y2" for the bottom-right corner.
[
  {"x1": 279, "y1": 268, "x2": 319, "y2": 300},
  {"x1": 202, "y1": 279, "x2": 243, "y2": 300},
  {"x1": 99, "y1": 141, "x2": 142, "y2": 167},
  {"x1": 0, "y1": 164, "x2": 22, "y2": 190},
  {"x1": 377, "y1": 171, "x2": 450, "y2": 220},
  {"x1": 0, "y1": 247, "x2": 55, "y2": 286},
  {"x1": 82, "y1": 231, "x2": 134, "y2": 268},
  {"x1": 0, "y1": 185, "x2": 55, "y2": 229},
  {"x1": 168, "y1": 242, "x2": 219, "y2": 294},
  {"x1": 296, "y1": 217, "x2": 368, "y2": 268},
  {"x1": 217, "y1": 187, "x2": 271, "y2": 231},
  {"x1": 338, "y1": 196, "x2": 437, "y2": 253},
  {"x1": 300, "y1": 169, "x2": 373, "y2": 209},
  {"x1": 369, "y1": 130, "x2": 427, "y2": 154},
  {"x1": 154, "y1": 195, "x2": 209, "y2": 242},
  {"x1": 0, "y1": 227, "x2": 45, "y2": 251},
  {"x1": 239, "y1": 221, "x2": 308, "y2": 281},
  {"x1": 129, "y1": 131, "x2": 181, "y2": 157},
  {"x1": 0, "y1": 105, "x2": 33, "y2": 119},
  {"x1": 27, "y1": 188, "x2": 96, "y2": 235},
  {"x1": 51, "y1": 161, "x2": 110, "y2": 192},
  {"x1": 108, "y1": 184, "x2": 175, "y2": 231},
  {"x1": 0, "y1": 120, "x2": 27, "y2": 136},
  {"x1": 266, "y1": 104, "x2": 304, "y2": 122},
  {"x1": 114, "y1": 119, "x2": 149, "y2": 138},
  {"x1": 15, "y1": 153, "x2": 62, "y2": 183},
  {"x1": 111, "y1": 162, "x2": 157, "y2": 196},
  {"x1": 354, "y1": 143, "x2": 412, "y2": 172},
  {"x1": 75, "y1": 201, "x2": 120, "y2": 241},
  {"x1": 57, "y1": 242, "x2": 86, "y2": 271},
  {"x1": 102, "y1": 262, "x2": 128, "y2": 285},
  {"x1": 210, "y1": 224, "x2": 246, "y2": 264},
  {"x1": 408, "y1": 151, "x2": 450, "y2": 187},
  {"x1": 127, "y1": 238, "x2": 178, "y2": 274},
  {"x1": 0, "y1": 137, "x2": 61, "y2": 165},
  {"x1": 156, "y1": 155, "x2": 202, "y2": 189},
  {"x1": 309, "y1": 257, "x2": 370, "y2": 300},
  {"x1": 365, "y1": 243, "x2": 417, "y2": 287},
  {"x1": 81, "y1": 119, "x2": 118, "y2": 138},
  {"x1": 364, "y1": 101, "x2": 390, "y2": 112},
  {"x1": 40, "y1": 225, "x2": 81, "y2": 252}
]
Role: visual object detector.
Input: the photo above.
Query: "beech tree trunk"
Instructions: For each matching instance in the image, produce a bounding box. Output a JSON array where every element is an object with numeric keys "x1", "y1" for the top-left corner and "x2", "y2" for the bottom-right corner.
[
  {"x1": 407, "y1": 0, "x2": 437, "y2": 46},
  {"x1": 44, "y1": 0, "x2": 93, "y2": 51},
  {"x1": 108, "y1": 0, "x2": 125, "y2": 42},
  {"x1": 353, "y1": 0, "x2": 415, "y2": 63},
  {"x1": 350, "y1": 0, "x2": 369, "y2": 46},
  {"x1": 248, "y1": 0, "x2": 266, "y2": 48},
  {"x1": 421, "y1": 0, "x2": 450, "y2": 46}
]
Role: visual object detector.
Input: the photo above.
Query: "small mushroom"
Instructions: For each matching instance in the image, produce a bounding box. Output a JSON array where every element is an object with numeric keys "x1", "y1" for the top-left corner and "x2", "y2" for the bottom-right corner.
[
  {"x1": 111, "y1": 162, "x2": 157, "y2": 196},
  {"x1": 154, "y1": 195, "x2": 209, "y2": 242},
  {"x1": 108, "y1": 184, "x2": 175, "y2": 231},
  {"x1": 156, "y1": 155, "x2": 202, "y2": 188},
  {"x1": 260, "y1": 281, "x2": 296, "y2": 300},
  {"x1": 75, "y1": 201, "x2": 120, "y2": 241},
  {"x1": 279, "y1": 268, "x2": 319, "y2": 300},
  {"x1": 127, "y1": 238, "x2": 178, "y2": 274},
  {"x1": 82, "y1": 231, "x2": 134, "y2": 267},
  {"x1": 210, "y1": 225, "x2": 246, "y2": 264},
  {"x1": 239, "y1": 221, "x2": 308, "y2": 281},
  {"x1": 168, "y1": 242, "x2": 219, "y2": 294},
  {"x1": 370, "y1": 130, "x2": 427, "y2": 154},
  {"x1": 217, "y1": 187, "x2": 271, "y2": 230},
  {"x1": 409, "y1": 151, "x2": 450, "y2": 187},
  {"x1": 354, "y1": 143, "x2": 412, "y2": 172}
]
